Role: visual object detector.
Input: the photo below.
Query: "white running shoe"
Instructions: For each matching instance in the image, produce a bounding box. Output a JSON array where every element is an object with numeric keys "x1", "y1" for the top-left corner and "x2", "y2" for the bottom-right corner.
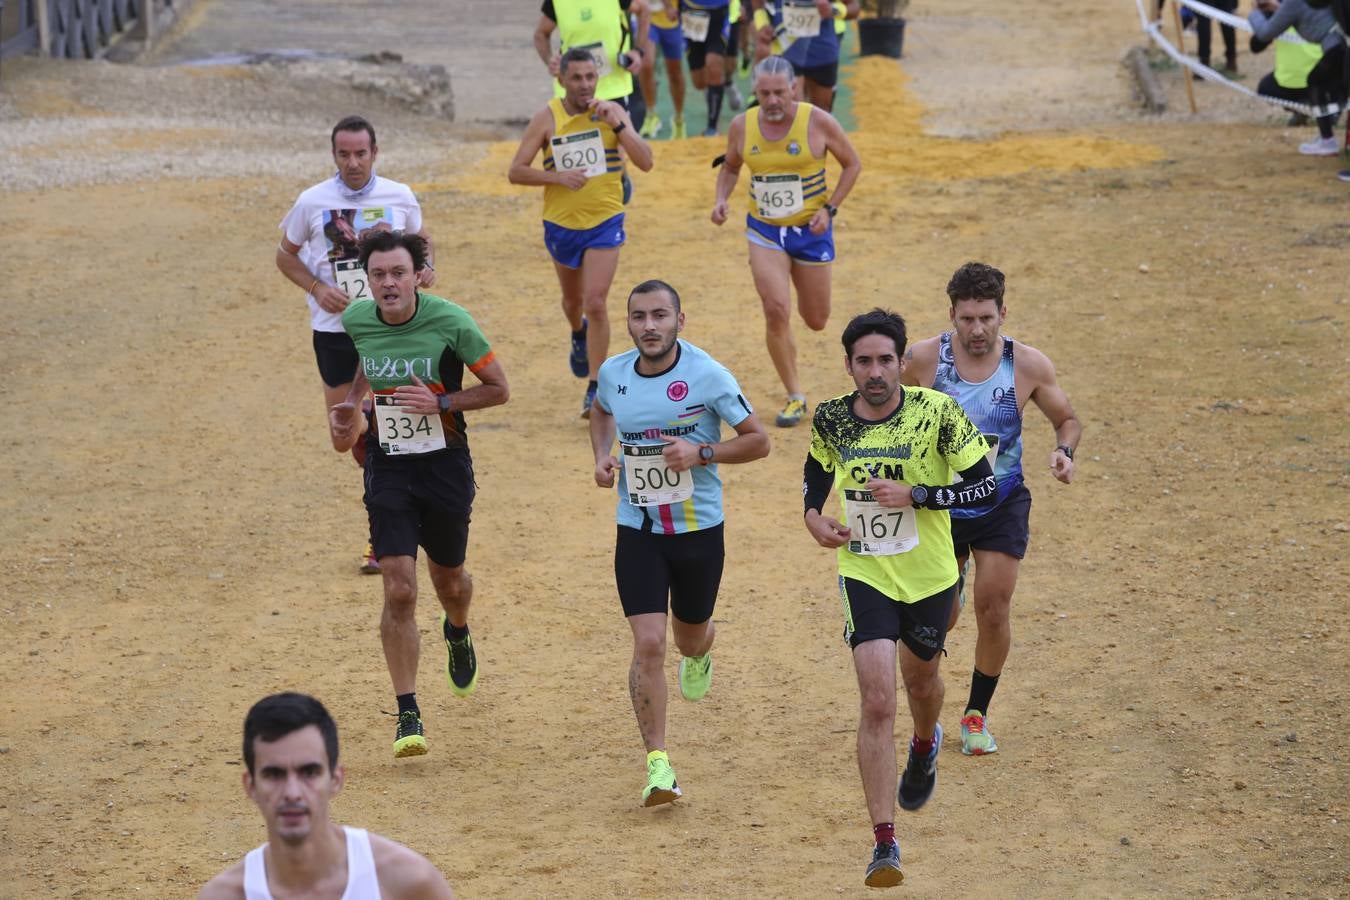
[{"x1": 1298, "y1": 136, "x2": 1339, "y2": 156}]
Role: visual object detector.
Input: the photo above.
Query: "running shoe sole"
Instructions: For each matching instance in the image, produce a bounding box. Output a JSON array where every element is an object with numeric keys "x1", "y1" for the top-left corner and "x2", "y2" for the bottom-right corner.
[
  {"x1": 393, "y1": 735, "x2": 428, "y2": 758},
  {"x1": 864, "y1": 863, "x2": 904, "y2": 888},
  {"x1": 643, "y1": 784, "x2": 683, "y2": 807}
]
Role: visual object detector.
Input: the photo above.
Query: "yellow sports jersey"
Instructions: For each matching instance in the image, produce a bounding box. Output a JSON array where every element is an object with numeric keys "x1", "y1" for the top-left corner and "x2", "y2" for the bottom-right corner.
[
  {"x1": 652, "y1": 1, "x2": 678, "y2": 29},
  {"x1": 809, "y1": 387, "x2": 989, "y2": 603},
  {"x1": 743, "y1": 103, "x2": 827, "y2": 227},
  {"x1": 542, "y1": 97, "x2": 624, "y2": 230}
]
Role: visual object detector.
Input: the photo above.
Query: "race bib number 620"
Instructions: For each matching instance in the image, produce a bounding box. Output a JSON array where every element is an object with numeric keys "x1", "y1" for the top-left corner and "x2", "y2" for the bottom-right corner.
[{"x1": 551, "y1": 128, "x2": 607, "y2": 179}]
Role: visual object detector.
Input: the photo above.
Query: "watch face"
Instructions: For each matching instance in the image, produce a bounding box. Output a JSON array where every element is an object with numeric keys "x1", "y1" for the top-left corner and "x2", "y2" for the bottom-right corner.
[{"x1": 912, "y1": 486, "x2": 927, "y2": 504}]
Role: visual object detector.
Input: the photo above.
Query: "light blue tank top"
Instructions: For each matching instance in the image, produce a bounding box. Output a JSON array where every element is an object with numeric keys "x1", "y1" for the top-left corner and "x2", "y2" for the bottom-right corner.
[{"x1": 931, "y1": 332, "x2": 1023, "y2": 517}]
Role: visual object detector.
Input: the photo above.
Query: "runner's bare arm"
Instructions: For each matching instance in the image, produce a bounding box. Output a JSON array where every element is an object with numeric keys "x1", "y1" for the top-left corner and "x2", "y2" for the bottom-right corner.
[
  {"x1": 443, "y1": 358, "x2": 510, "y2": 413},
  {"x1": 711, "y1": 116, "x2": 746, "y2": 225},
  {"x1": 370, "y1": 834, "x2": 456, "y2": 899},
  {"x1": 631, "y1": 1, "x2": 651, "y2": 70},
  {"x1": 818, "y1": 108, "x2": 861, "y2": 210},
  {"x1": 533, "y1": 15, "x2": 559, "y2": 74},
  {"x1": 329, "y1": 369, "x2": 371, "y2": 452},
  {"x1": 589, "y1": 400, "x2": 621, "y2": 488},
  {"x1": 415, "y1": 227, "x2": 436, "y2": 288},
  {"x1": 900, "y1": 337, "x2": 940, "y2": 387},
  {"x1": 508, "y1": 110, "x2": 578, "y2": 188},
  {"x1": 709, "y1": 412, "x2": 770, "y2": 464},
  {"x1": 276, "y1": 237, "x2": 351, "y2": 313},
  {"x1": 593, "y1": 99, "x2": 654, "y2": 171},
  {"x1": 1024, "y1": 346, "x2": 1081, "y2": 484}
]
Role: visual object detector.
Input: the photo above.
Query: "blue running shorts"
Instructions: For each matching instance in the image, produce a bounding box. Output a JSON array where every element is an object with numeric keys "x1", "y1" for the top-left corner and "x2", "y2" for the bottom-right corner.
[
  {"x1": 544, "y1": 212, "x2": 626, "y2": 269},
  {"x1": 745, "y1": 214, "x2": 835, "y2": 265}
]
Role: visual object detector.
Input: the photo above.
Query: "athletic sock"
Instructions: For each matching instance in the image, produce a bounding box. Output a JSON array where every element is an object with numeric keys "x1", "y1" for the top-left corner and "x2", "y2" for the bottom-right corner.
[
  {"x1": 396, "y1": 692, "x2": 419, "y2": 716},
  {"x1": 572, "y1": 326, "x2": 585, "y2": 340},
  {"x1": 445, "y1": 619, "x2": 469, "y2": 641},
  {"x1": 706, "y1": 85, "x2": 724, "y2": 130},
  {"x1": 788, "y1": 392, "x2": 806, "y2": 402},
  {"x1": 873, "y1": 822, "x2": 895, "y2": 846},
  {"x1": 966, "y1": 668, "x2": 1000, "y2": 717},
  {"x1": 910, "y1": 733, "x2": 935, "y2": 757},
  {"x1": 588, "y1": 378, "x2": 598, "y2": 392}
]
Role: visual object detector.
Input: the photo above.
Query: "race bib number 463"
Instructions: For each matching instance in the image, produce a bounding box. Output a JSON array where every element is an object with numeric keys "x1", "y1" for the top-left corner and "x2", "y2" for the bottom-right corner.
[
  {"x1": 551, "y1": 128, "x2": 607, "y2": 178},
  {"x1": 333, "y1": 259, "x2": 371, "y2": 301},
  {"x1": 751, "y1": 174, "x2": 805, "y2": 218},
  {"x1": 623, "y1": 444, "x2": 694, "y2": 507},
  {"x1": 844, "y1": 489, "x2": 919, "y2": 556},
  {"x1": 374, "y1": 395, "x2": 446, "y2": 456}
]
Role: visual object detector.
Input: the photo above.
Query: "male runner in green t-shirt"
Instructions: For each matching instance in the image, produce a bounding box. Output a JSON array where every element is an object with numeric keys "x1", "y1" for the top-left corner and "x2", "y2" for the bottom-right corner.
[
  {"x1": 802, "y1": 308, "x2": 995, "y2": 888},
  {"x1": 329, "y1": 230, "x2": 510, "y2": 760}
]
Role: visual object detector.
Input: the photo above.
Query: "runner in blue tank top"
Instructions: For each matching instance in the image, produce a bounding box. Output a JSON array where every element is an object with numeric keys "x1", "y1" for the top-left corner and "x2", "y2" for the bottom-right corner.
[
  {"x1": 589, "y1": 279, "x2": 770, "y2": 807},
  {"x1": 903, "y1": 262, "x2": 1082, "y2": 759}
]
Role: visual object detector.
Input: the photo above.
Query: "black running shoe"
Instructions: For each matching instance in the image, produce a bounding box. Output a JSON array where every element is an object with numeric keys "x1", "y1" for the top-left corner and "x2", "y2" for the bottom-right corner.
[
  {"x1": 864, "y1": 840, "x2": 904, "y2": 888},
  {"x1": 898, "y1": 723, "x2": 942, "y2": 811},
  {"x1": 442, "y1": 614, "x2": 479, "y2": 697},
  {"x1": 393, "y1": 710, "x2": 427, "y2": 758}
]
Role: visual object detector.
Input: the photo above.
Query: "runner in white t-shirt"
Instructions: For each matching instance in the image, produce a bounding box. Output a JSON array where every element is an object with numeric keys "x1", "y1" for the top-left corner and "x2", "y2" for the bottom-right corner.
[
  {"x1": 196, "y1": 693, "x2": 455, "y2": 900},
  {"x1": 275, "y1": 116, "x2": 437, "y2": 575}
]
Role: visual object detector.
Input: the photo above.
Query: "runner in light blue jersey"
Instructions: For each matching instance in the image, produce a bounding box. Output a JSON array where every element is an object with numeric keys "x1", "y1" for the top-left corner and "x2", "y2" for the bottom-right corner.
[
  {"x1": 589, "y1": 279, "x2": 769, "y2": 807},
  {"x1": 904, "y1": 262, "x2": 1082, "y2": 759}
]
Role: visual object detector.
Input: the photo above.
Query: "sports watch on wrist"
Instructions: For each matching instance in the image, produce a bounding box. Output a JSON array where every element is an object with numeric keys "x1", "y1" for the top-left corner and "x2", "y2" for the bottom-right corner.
[
  {"x1": 698, "y1": 443, "x2": 715, "y2": 465},
  {"x1": 910, "y1": 485, "x2": 928, "y2": 506},
  {"x1": 823, "y1": 202, "x2": 838, "y2": 218},
  {"x1": 437, "y1": 393, "x2": 453, "y2": 414},
  {"x1": 1056, "y1": 444, "x2": 1074, "y2": 460}
]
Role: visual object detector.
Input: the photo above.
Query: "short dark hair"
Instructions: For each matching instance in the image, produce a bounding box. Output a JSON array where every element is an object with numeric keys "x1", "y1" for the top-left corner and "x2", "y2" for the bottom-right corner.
[
  {"x1": 842, "y1": 309, "x2": 908, "y2": 359},
  {"x1": 560, "y1": 46, "x2": 598, "y2": 75},
  {"x1": 946, "y1": 262, "x2": 1005, "y2": 308},
  {"x1": 358, "y1": 229, "x2": 428, "y2": 272},
  {"x1": 331, "y1": 115, "x2": 377, "y2": 152},
  {"x1": 628, "y1": 278, "x2": 681, "y2": 313},
  {"x1": 243, "y1": 693, "x2": 339, "y2": 775}
]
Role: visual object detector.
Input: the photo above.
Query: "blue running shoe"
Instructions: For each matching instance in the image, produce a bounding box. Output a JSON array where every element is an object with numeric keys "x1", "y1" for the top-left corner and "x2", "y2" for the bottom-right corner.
[
  {"x1": 864, "y1": 840, "x2": 903, "y2": 887},
  {"x1": 580, "y1": 382, "x2": 598, "y2": 419},
  {"x1": 898, "y1": 723, "x2": 942, "y2": 811},
  {"x1": 569, "y1": 318, "x2": 588, "y2": 378}
]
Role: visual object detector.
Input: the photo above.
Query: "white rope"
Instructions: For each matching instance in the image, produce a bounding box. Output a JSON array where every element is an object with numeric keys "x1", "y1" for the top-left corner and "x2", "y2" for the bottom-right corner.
[
  {"x1": 1132, "y1": 0, "x2": 1339, "y2": 117},
  {"x1": 1175, "y1": 0, "x2": 1307, "y2": 43}
]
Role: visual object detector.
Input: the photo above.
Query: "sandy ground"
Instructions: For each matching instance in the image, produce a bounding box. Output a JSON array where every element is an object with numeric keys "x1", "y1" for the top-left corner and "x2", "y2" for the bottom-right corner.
[{"x1": 1, "y1": 1, "x2": 1347, "y2": 897}]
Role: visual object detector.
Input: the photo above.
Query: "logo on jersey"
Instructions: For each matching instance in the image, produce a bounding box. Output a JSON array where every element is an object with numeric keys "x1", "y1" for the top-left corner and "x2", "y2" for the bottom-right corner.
[
  {"x1": 787, "y1": 141, "x2": 801, "y2": 156},
  {"x1": 364, "y1": 355, "x2": 433, "y2": 382},
  {"x1": 667, "y1": 380, "x2": 689, "y2": 402},
  {"x1": 749, "y1": 145, "x2": 761, "y2": 155},
  {"x1": 616, "y1": 385, "x2": 628, "y2": 395}
]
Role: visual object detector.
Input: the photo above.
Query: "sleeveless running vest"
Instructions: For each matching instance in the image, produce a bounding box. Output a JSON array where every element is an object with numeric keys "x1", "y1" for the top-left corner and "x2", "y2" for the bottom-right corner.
[
  {"x1": 243, "y1": 826, "x2": 382, "y2": 900},
  {"x1": 542, "y1": 97, "x2": 624, "y2": 230},
  {"x1": 552, "y1": 0, "x2": 635, "y2": 101},
  {"x1": 932, "y1": 333, "x2": 1024, "y2": 517},
  {"x1": 743, "y1": 103, "x2": 827, "y2": 228}
]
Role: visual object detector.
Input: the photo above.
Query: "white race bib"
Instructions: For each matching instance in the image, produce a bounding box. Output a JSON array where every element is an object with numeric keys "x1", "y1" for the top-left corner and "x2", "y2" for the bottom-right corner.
[
  {"x1": 844, "y1": 489, "x2": 919, "y2": 556},
  {"x1": 751, "y1": 173, "x2": 805, "y2": 218},
  {"x1": 682, "y1": 9, "x2": 711, "y2": 42},
  {"x1": 572, "y1": 41, "x2": 612, "y2": 79},
  {"x1": 551, "y1": 128, "x2": 608, "y2": 179},
  {"x1": 951, "y1": 433, "x2": 1000, "y2": 484},
  {"x1": 333, "y1": 259, "x2": 371, "y2": 301},
  {"x1": 374, "y1": 394, "x2": 446, "y2": 456},
  {"x1": 783, "y1": 0, "x2": 822, "y2": 38},
  {"x1": 623, "y1": 444, "x2": 694, "y2": 507}
]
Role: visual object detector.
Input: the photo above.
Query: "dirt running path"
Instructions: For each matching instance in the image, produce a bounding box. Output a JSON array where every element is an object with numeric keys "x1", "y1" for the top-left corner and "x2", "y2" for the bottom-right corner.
[{"x1": 1, "y1": 3, "x2": 1347, "y2": 897}]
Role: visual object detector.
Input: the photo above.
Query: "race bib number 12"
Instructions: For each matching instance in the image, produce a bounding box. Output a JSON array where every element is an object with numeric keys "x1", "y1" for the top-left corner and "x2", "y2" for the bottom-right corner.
[
  {"x1": 623, "y1": 444, "x2": 694, "y2": 507},
  {"x1": 374, "y1": 395, "x2": 446, "y2": 456},
  {"x1": 844, "y1": 489, "x2": 919, "y2": 556},
  {"x1": 551, "y1": 128, "x2": 608, "y2": 179},
  {"x1": 333, "y1": 259, "x2": 371, "y2": 301}
]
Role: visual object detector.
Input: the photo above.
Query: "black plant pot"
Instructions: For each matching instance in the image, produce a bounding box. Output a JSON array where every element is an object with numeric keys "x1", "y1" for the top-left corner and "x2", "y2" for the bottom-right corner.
[{"x1": 858, "y1": 17, "x2": 906, "y2": 59}]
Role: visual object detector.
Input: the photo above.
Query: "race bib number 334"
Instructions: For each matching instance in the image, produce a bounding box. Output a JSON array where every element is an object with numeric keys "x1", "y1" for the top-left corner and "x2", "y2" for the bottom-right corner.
[
  {"x1": 374, "y1": 395, "x2": 446, "y2": 456},
  {"x1": 844, "y1": 489, "x2": 919, "y2": 556},
  {"x1": 623, "y1": 444, "x2": 693, "y2": 507}
]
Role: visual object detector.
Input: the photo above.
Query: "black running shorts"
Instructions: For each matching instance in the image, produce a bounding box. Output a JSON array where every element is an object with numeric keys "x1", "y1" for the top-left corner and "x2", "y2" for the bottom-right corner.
[
  {"x1": 684, "y1": 5, "x2": 730, "y2": 69},
  {"x1": 614, "y1": 523, "x2": 725, "y2": 622},
  {"x1": 950, "y1": 483, "x2": 1032, "y2": 561},
  {"x1": 839, "y1": 577, "x2": 954, "y2": 660},
  {"x1": 364, "y1": 451, "x2": 475, "y2": 568},
  {"x1": 792, "y1": 59, "x2": 839, "y2": 89},
  {"x1": 312, "y1": 330, "x2": 360, "y2": 388}
]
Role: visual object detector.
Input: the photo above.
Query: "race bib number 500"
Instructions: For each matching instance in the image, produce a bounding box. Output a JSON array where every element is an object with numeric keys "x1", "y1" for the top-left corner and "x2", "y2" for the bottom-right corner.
[
  {"x1": 375, "y1": 395, "x2": 446, "y2": 456},
  {"x1": 844, "y1": 489, "x2": 919, "y2": 556},
  {"x1": 551, "y1": 128, "x2": 607, "y2": 179},
  {"x1": 623, "y1": 444, "x2": 694, "y2": 507}
]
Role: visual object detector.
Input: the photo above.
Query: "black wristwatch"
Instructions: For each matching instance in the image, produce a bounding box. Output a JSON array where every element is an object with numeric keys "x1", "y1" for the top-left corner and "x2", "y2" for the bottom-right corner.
[
  {"x1": 698, "y1": 443, "x2": 715, "y2": 466},
  {"x1": 823, "y1": 202, "x2": 838, "y2": 218},
  {"x1": 1056, "y1": 444, "x2": 1074, "y2": 460},
  {"x1": 910, "y1": 485, "x2": 928, "y2": 506},
  {"x1": 613, "y1": 121, "x2": 627, "y2": 136},
  {"x1": 437, "y1": 393, "x2": 453, "y2": 414}
]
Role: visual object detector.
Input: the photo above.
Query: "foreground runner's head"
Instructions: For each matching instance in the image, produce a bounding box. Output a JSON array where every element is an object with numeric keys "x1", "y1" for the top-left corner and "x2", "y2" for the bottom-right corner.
[
  {"x1": 242, "y1": 693, "x2": 343, "y2": 846},
  {"x1": 329, "y1": 115, "x2": 378, "y2": 191},
  {"x1": 559, "y1": 46, "x2": 600, "y2": 107},
  {"x1": 627, "y1": 279, "x2": 685, "y2": 365},
  {"x1": 752, "y1": 55, "x2": 796, "y2": 123},
  {"x1": 945, "y1": 261, "x2": 1007, "y2": 358},
  {"x1": 357, "y1": 230, "x2": 428, "y2": 324},
  {"x1": 842, "y1": 309, "x2": 907, "y2": 410}
]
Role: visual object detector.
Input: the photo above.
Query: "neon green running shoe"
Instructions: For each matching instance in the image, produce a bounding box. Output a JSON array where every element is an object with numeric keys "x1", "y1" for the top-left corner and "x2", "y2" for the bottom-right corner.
[
  {"x1": 642, "y1": 750, "x2": 682, "y2": 807},
  {"x1": 441, "y1": 613, "x2": 479, "y2": 697},
  {"x1": 392, "y1": 710, "x2": 428, "y2": 759},
  {"x1": 775, "y1": 396, "x2": 807, "y2": 428},
  {"x1": 960, "y1": 709, "x2": 998, "y2": 756},
  {"x1": 678, "y1": 652, "x2": 713, "y2": 701},
  {"x1": 639, "y1": 114, "x2": 662, "y2": 139},
  {"x1": 672, "y1": 118, "x2": 687, "y2": 140}
]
